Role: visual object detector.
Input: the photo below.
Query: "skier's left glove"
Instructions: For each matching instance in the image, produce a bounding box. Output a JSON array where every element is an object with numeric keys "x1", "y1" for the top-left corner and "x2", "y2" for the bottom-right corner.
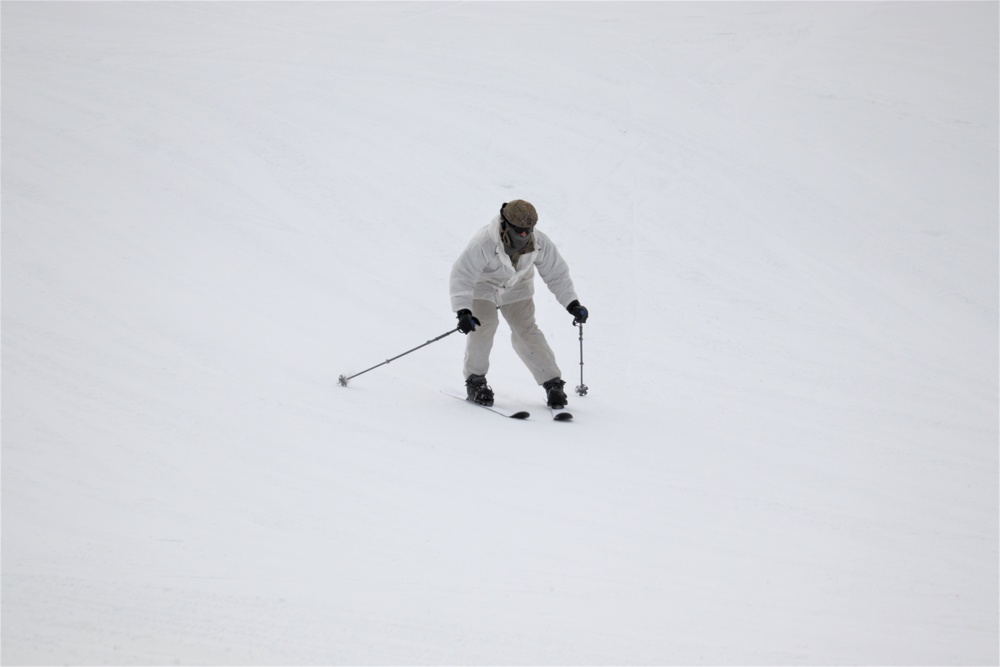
[{"x1": 567, "y1": 300, "x2": 589, "y2": 324}]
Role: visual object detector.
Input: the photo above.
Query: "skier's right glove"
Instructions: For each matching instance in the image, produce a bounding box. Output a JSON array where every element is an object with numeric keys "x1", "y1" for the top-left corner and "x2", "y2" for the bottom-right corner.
[{"x1": 456, "y1": 309, "x2": 480, "y2": 334}]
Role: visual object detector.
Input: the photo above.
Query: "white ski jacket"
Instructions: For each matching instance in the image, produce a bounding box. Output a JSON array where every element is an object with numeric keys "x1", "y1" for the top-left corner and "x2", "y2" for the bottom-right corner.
[{"x1": 450, "y1": 216, "x2": 579, "y2": 312}]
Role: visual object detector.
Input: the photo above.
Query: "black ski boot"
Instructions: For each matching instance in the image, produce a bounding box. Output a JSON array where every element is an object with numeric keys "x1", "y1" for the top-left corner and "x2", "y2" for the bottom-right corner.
[
  {"x1": 543, "y1": 377, "x2": 568, "y2": 409},
  {"x1": 466, "y1": 374, "x2": 494, "y2": 406}
]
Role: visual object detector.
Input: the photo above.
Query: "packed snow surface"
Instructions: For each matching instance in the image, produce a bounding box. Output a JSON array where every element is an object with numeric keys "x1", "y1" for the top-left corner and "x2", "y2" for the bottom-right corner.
[{"x1": 2, "y1": 2, "x2": 997, "y2": 664}]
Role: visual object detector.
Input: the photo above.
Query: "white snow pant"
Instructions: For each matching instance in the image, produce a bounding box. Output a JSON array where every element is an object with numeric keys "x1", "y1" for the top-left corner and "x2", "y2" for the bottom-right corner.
[{"x1": 463, "y1": 298, "x2": 561, "y2": 385}]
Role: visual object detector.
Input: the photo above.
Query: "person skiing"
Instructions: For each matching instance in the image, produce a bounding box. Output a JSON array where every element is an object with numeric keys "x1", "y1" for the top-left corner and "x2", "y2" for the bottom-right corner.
[{"x1": 449, "y1": 199, "x2": 588, "y2": 409}]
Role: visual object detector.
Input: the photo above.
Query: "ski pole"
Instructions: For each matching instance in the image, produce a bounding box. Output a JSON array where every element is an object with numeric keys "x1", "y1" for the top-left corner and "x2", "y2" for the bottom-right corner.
[
  {"x1": 574, "y1": 322, "x2": 588, "y2": 396},
  {"x1": 339, "y1": 327, "x2": 460, "y2": 387}
]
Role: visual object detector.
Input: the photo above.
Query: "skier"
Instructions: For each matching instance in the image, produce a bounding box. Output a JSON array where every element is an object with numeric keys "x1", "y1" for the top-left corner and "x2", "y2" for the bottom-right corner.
[{"x1": 450, "y1": 199, "x2": 588, "y2": 409}]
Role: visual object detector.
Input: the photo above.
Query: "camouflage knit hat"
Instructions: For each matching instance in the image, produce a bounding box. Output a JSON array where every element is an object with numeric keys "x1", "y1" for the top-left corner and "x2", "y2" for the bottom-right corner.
[{"x1": 500, "y1": 200, "x2": 538, "y2": 229}]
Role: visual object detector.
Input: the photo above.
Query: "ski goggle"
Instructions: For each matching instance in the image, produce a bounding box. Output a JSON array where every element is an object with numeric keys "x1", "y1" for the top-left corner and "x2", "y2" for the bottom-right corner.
[{"x1": 502, "y1": 218, "x2": 533, "y2": 237}]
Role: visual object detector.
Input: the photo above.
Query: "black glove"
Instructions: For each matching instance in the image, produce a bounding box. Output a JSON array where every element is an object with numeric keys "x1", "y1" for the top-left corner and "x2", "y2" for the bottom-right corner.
[
  {"x1": 456, "y1": 309, "x2": 480, "y2": 334},
  {"x1": 567, "y1": 300, "x2": 589, "y2": 324}
]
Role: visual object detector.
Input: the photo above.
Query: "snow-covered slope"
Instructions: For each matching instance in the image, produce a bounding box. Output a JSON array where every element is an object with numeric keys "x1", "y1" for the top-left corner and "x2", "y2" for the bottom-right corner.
[{"x1": 2, "y1": 2, "x2": 997, "y2": 664}]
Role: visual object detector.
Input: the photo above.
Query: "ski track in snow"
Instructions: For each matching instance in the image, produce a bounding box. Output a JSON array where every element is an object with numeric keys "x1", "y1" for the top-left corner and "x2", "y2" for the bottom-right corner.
[{"x1": 2, "y1": 2, "x2": 997, "y2": 664}]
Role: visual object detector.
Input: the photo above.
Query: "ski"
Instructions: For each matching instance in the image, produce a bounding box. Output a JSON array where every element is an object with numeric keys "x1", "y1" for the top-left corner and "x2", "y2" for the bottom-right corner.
[
  {"x1": 550, "y1": 407, "x2": 573, "y2": 421},
  {"x1": 442, "y1": 390, "x2": 530, "y2": 419}
]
